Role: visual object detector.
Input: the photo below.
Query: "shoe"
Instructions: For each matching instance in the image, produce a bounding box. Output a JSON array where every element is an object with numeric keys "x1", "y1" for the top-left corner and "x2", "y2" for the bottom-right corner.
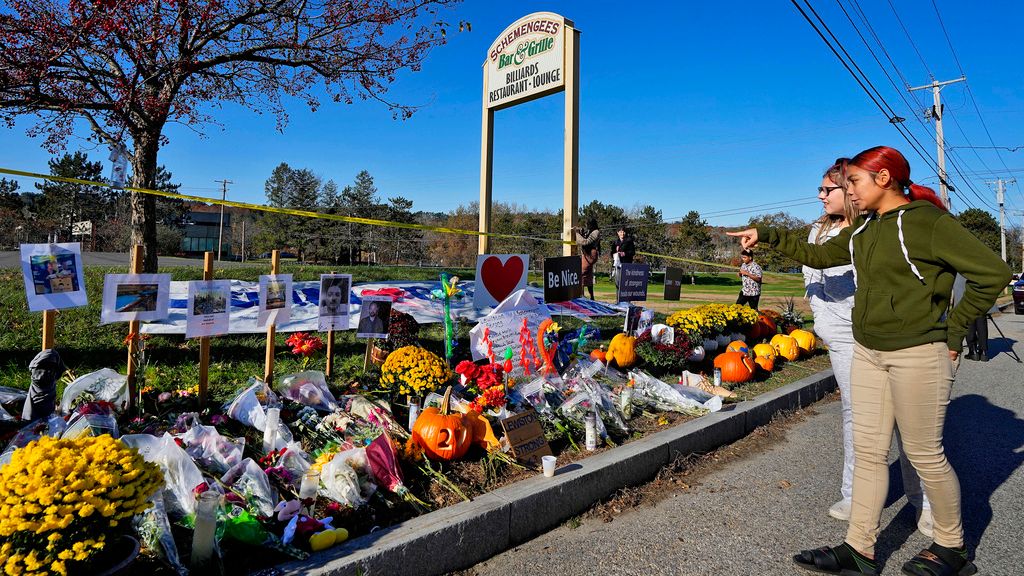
[
  {"x1": 967, "y1": 351, "x2": 980, "y2": 361},
  {"x1": 829, "y1": 498, "x2": 852, "y2": 521},
  {"x1": 917, "y1": 507, "x2": 934, "y2": 538},
  {"x1": 978, "y1": 351, "x2": 988, "y2": 362}
]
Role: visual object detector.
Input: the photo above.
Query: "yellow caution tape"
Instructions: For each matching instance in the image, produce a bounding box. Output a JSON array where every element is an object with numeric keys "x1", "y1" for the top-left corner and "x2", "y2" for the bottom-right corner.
[{"x1": 0, "y1": 166, "x2": 777, "y2": 276}]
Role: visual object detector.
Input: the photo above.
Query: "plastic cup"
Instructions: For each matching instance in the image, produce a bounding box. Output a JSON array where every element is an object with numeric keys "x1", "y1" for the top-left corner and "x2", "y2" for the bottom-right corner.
[{"x1": 541, "y1": 455, "x2": 557, "y2": 478}]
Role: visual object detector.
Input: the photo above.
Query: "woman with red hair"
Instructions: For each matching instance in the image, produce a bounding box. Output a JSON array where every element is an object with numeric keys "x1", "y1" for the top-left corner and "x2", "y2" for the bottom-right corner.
[{"x1": 729, "y1": 146, "x2": 1010, "y2": 576}]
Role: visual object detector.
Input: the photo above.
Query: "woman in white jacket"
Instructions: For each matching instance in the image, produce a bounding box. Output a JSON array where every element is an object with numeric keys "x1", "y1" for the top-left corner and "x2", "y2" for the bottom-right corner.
[{"x1": 805, "y1": 159, "x2": 931, "y2": 534}]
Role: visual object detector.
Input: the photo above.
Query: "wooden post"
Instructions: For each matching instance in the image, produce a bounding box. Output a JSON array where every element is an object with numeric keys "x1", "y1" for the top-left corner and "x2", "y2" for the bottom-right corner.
[
  {"x1": 325, "y1": 271, "x2": 336, "y2": 378},
  {"x1": 125, "y1": 245, "x2": 144, "y2": 411},
  {"x1": 363, "y1": 338, "x2": 374, "y2": 372},
  {"x1": 263, "y1": 250, "x2": 280, "y2": 384},
  {"x1": 198, "y1": 252, "x2": 214, "y2": 408},
  {"x1": 41, "y1": 310, "x2": 56, "y2": 351}
]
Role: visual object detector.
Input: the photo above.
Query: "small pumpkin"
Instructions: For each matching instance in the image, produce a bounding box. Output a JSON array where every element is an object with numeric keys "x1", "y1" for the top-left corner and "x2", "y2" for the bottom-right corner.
[
  {"x1": 412, "y1": 386, "x2": 472, "y2": 461},
  {"x1": 605, "y1": 333, "x2": 638, "y2": 369},
  {"x1": 713, "y1": 351, "x2": 756, "y2": 383},
  {"x1": 589, "y1": 346, "x2": 607, "y2": 363},
  {"x1": 752, "y1": 343, "x2": 777, "y2": 360},
  {"x1": 789, "y1": 329, "x2": 817, "y2": 355},
  {"x1": 770, "y1": 334, "x2": 800, "y2": 361},
  {"x1": 726, "y1": 340, "x2": 752, "y2": 357},
  {"x1": 754, "y1": 355, "x2": 775, "y2": 372}
]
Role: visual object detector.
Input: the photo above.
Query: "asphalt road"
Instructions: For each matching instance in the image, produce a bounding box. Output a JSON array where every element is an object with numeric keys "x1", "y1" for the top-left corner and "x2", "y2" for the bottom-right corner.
[
  {"x1": 461, "y1": 312, "x2": 1024, "y2": 576},
  {"x1": 0, "y1": 251, "x2": 259, "y2": 268}
]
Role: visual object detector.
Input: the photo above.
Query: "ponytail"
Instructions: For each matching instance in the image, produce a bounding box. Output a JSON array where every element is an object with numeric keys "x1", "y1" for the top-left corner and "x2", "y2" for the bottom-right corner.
[{"x1": 907, "y1": 183, "x2": 946, "y2": 211}]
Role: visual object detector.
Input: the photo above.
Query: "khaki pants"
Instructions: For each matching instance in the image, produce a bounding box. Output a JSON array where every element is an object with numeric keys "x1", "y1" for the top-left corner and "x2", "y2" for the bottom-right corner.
[{"x1": 846, "y1": 342, "x2": 963, "y2": 555}]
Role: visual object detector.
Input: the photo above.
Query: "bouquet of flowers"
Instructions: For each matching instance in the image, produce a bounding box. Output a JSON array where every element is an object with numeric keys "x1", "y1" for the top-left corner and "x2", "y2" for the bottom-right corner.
[
  {"x1": 379, "y1": 346, "x2": 452, "y2": 397},
  {"x1": 0, "y1": 435, "x2": 163, "y2": 576},
  {"x1": 454, "y1": 361, "x2": 508, "y2": 413},
  {"x1": 377, "y1": 310, "x2": 421, "y2": 353},
  {"x1": 285, "y1": 333, "x2": 324, "y2": 370},
  {"x1": 634, "y1": 330, "x2": 694, "y2": 374}
]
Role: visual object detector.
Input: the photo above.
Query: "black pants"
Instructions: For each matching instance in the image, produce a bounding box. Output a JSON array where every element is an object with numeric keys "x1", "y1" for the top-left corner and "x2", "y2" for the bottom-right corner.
[
  {"x1": 736, "y1": 293, "x2": 760, "y2": 310},
  {"x1": 966, "y1": 315, "x2": 988, "y2": 354}
]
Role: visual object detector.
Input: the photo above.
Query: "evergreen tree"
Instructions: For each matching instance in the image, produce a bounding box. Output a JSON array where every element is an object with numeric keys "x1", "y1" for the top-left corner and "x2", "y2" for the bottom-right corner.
[
  {"x1": 957, "y1": 208, "x2": 1001, "y2": 255},
  {"x1": 35, "y1": 152, "x2": 106, "y2": 240},
  {"x1": 0, "y1": 178, "x2": 21, "y2": 211}
]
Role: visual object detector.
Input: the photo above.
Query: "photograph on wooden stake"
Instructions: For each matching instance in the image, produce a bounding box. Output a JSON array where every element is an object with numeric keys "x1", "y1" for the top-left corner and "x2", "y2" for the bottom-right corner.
[{"x1": 20, "y1": 242, "x2": 88, "y2": 311}]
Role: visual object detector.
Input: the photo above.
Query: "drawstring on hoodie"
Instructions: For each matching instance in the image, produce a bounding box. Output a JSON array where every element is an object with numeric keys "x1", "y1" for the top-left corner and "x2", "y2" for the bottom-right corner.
[{"x1": 848, "y1": 210, "x2": 926, "y2": 284}]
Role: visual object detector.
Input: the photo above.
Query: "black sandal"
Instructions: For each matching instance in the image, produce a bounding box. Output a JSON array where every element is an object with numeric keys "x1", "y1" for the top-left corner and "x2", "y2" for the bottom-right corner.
[
  {"x1": 902, "y1": 543, "x2": 978, "y2": 576},
  {"x1": 793, "y1": 542, "x2": 879, "y2": 575}
]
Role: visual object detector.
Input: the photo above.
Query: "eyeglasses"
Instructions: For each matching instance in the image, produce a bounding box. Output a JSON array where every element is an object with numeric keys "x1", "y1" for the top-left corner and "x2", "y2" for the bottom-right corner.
[{"x1": 817, "y1": 186, "x2": 843, "y2": 194}]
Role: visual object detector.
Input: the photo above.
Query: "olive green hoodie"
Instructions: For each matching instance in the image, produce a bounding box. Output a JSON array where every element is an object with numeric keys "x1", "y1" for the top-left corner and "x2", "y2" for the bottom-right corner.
[{"x1": 757, "y1": 200, "x2": 1011, "y2": 352}]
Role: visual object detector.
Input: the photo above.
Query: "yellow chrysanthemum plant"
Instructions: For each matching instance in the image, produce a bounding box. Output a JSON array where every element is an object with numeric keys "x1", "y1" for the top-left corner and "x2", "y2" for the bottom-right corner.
[
  {"x1": 379, "y1": 345, "x2": 453, "y2": 397},
  {"x1": 0, "y1": 435, "x2": 163, "y2": 576},
  {"x1": 666, "y1": 304, "x2": 759, "y2": 341}
]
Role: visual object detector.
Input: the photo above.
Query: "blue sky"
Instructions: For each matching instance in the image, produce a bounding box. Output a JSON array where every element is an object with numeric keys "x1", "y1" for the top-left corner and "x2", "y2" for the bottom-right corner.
[{"x1": 2, "y1": 0, "x2": 1022, "y2": 228}]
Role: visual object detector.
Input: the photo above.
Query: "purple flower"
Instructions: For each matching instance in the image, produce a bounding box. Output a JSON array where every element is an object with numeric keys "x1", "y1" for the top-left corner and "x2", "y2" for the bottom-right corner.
[
  {"x1": 210, "y1": 414, "x2": 228, "y2": 426},
  {"x1": 158, "y1": 392, "x2": 172, "y2": 403}
]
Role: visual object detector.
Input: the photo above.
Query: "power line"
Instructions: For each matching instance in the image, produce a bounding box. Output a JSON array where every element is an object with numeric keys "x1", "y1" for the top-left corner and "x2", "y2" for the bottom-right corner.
[
  {"x1": 886, "y1": 0, "x2": 933, "y2": 80},
  {"x1": 948, "y1": 145, "x2": 1024, "y2": 153}
]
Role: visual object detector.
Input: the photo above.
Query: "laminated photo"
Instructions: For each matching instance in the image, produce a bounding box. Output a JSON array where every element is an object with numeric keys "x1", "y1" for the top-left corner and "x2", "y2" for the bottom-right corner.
[
  {"x1": 318, "y1": 274, "x2": 352, "y2": 332},
  {"x1": 101, "y1": 274, "x2": 171, "y2": 323},
  {"x1": 186, "y1": 280, "x2": 231, "y2": 338},
  {"x1": 356, "y1": 296, "x2": 392, "y2": 338},
  {"x1": 20, "y1": 243, "x2": 88, "y2": 311},
  {"x1": 258, "y1": 274, "x2": 293, "y2": 327}
]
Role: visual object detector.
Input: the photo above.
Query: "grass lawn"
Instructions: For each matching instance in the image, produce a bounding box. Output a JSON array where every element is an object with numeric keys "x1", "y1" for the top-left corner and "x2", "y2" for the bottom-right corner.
[{"x1": 1, "y1": 264, "x2": 813, "y2": 401}]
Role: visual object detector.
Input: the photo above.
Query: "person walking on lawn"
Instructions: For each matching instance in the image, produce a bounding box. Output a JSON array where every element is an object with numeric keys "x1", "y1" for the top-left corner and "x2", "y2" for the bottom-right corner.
[
  {"x1": 729, "y1": 146, "x2": 1011, "y2": 576},
  {"x1": 736, "y1": 249, "x2": 762, "y2": 309}
]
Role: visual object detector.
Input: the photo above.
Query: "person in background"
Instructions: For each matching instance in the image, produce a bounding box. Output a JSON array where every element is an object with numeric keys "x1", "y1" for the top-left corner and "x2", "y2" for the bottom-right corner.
[
  {"x1": 610, "y1": 225, "x2": 635, "y2": 288},
  {"x1": 736, "y1": 249, "x2": 762, "y2": 309},
  {"x1": 729, "y1": 146, "x2": 1010, "y2": 576},
  {"x1": 804, "y1": 158, "x2": 931, "y2": 535},
  {"x1": 964, "y1": 315, "x2": 988, "y2": 361},
  {"x1": 576, "y1": 218, "x2": 600, "y2": 300}
]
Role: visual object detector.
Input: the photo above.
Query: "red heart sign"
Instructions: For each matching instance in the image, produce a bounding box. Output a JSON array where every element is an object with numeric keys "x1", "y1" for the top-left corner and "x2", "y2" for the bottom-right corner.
[{"x1": 480, "y1": 256, "x2": 525, "y2": 304}]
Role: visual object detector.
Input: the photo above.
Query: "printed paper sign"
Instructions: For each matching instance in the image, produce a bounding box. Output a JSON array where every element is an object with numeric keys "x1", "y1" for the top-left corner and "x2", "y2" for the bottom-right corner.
[
  {"x1": 258, "y1": 274, "x2": 293, "y2": 328},
  {"x1": 20, "y1": 243, "x2": 88, "y2": 312},
  {"x1": 543, "y1": 256, "x2": 583, "y2": 303},
  {"x1": 469, "y1": 289, "x2": 551, "y2": 362},
  {"x1": 101, "y1": 274, "x2": 171, "y2": 323},
  {"x1": 475, "y1": 254, "x2": 528, "y2": 309},
  {"x1": 318, "y1": 274, "x2": 352, "y2": 332},
  {"x1": 356, "y1": 296, "x2": 393, "y2": 339},
  {"x1": 616, "y1": 263, "x2": 650, "y2": 303},
  {"x1": 664, "y1": 267, "x2": 683, "y2": 301},
  {"x1": 186, "y1": 280, "x2": 231, "y2": 338}
]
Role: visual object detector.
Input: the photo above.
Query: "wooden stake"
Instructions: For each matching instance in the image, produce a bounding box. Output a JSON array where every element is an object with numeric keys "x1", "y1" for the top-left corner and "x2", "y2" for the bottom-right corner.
[
  {"x1": 41, "y1": 310, "x2": 56, "y2": 351},
  {"x1": 198, "y1": 252, "x2": 214, "y2": 408},
  {"x1": 363, "y1": 338, "x2": 374, "y2": 372},
  {"x1": 264, "y1": 250, "x2": 280, "y2": 384},
  {"x1": 125, "y1": 245, "x2": 144, "y2": 411},
  {"x1": 325, "y1": 271, "x2": 335, "y2": 379}
]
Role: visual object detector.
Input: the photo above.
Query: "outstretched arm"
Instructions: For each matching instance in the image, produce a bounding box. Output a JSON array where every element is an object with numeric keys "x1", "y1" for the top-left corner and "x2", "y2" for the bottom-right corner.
[{"x1": 727, "y1": 226, "x2": 852, "y2": 269}]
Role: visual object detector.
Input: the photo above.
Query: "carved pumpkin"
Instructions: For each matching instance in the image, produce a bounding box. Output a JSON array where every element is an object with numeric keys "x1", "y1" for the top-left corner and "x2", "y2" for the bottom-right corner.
[
  {"x1": 412, "y1": 386, "x2": 472, "y2": 460},
  {"x1": 464, "y1": 409, "x2": 501, "y2": 451},
  {"x1": 753, "y1": 343, "x2": 777, "y2": 360},
  {"x1": 605, "y1": 333, "x2": 638, "y2": 369},
  {"x1": 589, "y1": 346, "x2": 607, "y2": 363},
  {"x1": 713, "y1": 351, "x2": 756, "y2": 383},
  {"x1": 754, "y1": 355, "x2": 775, "y2": 372},
  {"x1": 789, "y1": 329, "x2": 817, "y2": 355},
  {"x1": 726, "y1": 340, "x2": 752, "y2": 357},
  {"x1": 770, "y1": 334, "x2": 800, "y2": 361}
]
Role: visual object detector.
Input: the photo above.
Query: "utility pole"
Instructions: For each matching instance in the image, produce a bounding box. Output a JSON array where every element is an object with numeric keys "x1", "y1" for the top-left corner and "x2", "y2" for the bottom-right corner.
[
  {"x1": 214, "y1": 179, "x2": 232, "y2": 261},
  {"x1": 909, "y1": 76, "x2": 965, "y2": 210}
]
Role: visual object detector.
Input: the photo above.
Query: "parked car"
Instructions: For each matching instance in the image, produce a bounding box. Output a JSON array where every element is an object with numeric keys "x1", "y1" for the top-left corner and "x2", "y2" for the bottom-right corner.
[{"x1": 1013, "y1": 277, "x2": 1024, "y2": 315}]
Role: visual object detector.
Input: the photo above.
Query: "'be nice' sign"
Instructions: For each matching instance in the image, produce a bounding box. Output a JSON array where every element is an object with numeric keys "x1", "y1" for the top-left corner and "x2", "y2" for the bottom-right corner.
[{"x1": 543, "y1": 256, "x2": 583, "y2": 303}]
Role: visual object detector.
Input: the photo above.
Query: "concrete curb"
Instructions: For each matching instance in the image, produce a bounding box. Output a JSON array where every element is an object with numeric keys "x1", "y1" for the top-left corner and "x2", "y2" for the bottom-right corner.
[{"x1": 277, "y1": 369, "x2": 838, "y2": 576}]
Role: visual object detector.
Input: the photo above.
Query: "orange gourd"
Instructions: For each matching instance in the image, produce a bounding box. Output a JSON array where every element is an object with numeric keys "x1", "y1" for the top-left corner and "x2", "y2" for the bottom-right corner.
[
  {"x1": 713, "y1": 351, "x2": 756, "y2": 383},
  {"x1": 753, "y1": 343, "x2": 777, "y2": 360},
  {"x1": 412, "y1": 386, "x2": 472, "y2": 460},
  {"x1": 726, "y1": 340, "x2": 752, "y2": 357},
  {"x1": 589, "y1": 346, "x2": 607, "y2": 363},
  {"x1": 464, "y1": 410, "x2": 501, "y2": 451},
  {"x1": 754, "y1": 355, "x2": 775, "y2": 372},
  {"x1": 770, "y1": 334, "x2": 800, "y2": 361}
]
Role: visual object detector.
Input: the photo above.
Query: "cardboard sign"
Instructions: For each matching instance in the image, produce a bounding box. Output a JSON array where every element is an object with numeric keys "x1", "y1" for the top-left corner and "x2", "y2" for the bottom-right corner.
[
  {"x1": 469, "y1": 289, "x2": 550, "y2": 362},
  {"x1": 616, "y1": 263, "x2": 650, "y2": 302},
  {"x1": 475, "y1": 254, "x2": 529, "y2": 308},
  {"x1": 500, "y1": 408, "x2": 553, "y2": 467},
  {"x1": 664, "y1": 267, "x2": 683, "y2": 301},
  {"x1": 543, "y1": 256, "x2": 582, "y2": 303}
]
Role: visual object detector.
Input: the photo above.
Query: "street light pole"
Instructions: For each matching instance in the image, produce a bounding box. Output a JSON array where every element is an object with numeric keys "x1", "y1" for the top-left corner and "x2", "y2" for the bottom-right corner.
[{"x1": 214, "y1": 179, "x2": 232, "y2": 261}]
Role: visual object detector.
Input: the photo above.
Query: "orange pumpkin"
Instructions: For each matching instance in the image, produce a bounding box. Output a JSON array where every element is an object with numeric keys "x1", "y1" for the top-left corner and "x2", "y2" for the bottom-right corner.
[
  {"x1": 589, "y1": 346, "x2": 607, "y2": 363},
  {"x1": 412, "y1": 387, "x2": 472, "y2": 460},
  {"x1": 754, "y1": 355, "x2": 775, "y2": 372},
  {"x1": 713, "y1": 351, "x2": 756, "y2": 383},
  {"x1": 746, "y1": 313, "x2": 778, "y2": 342},
  {"x1": 726, "y1": 340, "x2": 752, "y2": 357},
  {"x1": 464, "y1": 410, "x2": 501, "y2": 451},
  {"x1": 789, "y1": 329, "x2": 817, "y2": 355},
  {"x1": 752, "y1": 343, "x2": 777, "y2": 360},
  {"x1": 770, "y1": 334, "x2": 800, "y2": 361}
]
